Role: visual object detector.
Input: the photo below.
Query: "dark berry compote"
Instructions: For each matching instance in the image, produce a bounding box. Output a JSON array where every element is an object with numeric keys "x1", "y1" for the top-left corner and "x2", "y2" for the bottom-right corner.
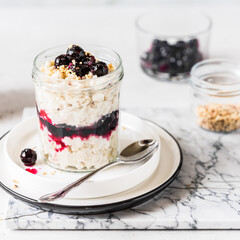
[{"x1": 141, "y1": 38, "x2": 202, "y2": 80}]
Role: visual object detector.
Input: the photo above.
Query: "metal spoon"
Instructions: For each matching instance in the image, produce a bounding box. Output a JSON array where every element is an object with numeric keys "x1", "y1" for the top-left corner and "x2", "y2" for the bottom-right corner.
[{"x1": 38, "y1": 139, "x2": 158, "y2": 203}]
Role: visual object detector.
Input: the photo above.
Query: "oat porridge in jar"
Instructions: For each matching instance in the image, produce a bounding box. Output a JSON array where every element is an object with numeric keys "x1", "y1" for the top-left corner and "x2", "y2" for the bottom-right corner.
[
  {"x1": 32, "y1": 44, "x2": 124, "y2": 171},
  {"x1": 190, "y1": 59, "x2": 240, "y2": 132}
]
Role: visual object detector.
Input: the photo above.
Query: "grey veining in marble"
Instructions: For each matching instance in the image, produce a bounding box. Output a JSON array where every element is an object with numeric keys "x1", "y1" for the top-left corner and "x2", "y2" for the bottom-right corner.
[{"x1": 4, "y1": 108, "x2": 240, "y2": 229}]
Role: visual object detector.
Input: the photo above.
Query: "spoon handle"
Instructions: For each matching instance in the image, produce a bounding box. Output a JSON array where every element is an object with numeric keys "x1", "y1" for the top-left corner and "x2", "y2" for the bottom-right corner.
[{"x1": 38, "y1": 160, "x2": 119, "y2": 203}]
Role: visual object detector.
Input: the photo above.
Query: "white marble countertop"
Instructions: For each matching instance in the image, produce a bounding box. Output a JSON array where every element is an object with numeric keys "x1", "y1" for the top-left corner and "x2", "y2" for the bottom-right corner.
[
  {"x1": 3, "y1": 107, "x2": 240, "y2": 231},
  {"x1": 1, "y1": 2, "x2": 240, "y2": 239}
]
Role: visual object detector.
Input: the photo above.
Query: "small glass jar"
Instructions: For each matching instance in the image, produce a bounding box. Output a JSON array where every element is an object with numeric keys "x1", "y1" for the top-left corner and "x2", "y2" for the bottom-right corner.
[
  {"x1": 190, "y1": 59, "x2": 240, "y2": 132},
  {"x1": 32, "y1": 45, "x2": 124, "y2": 172},
  {"x1": 136, "y1": 10, "x2": 212, "y2": 82}
]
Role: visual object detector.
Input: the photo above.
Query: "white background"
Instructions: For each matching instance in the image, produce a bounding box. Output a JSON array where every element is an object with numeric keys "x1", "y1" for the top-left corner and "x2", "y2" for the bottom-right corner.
[{"x1": 1, "y1": 1, "x2": 240, "y2": 239}]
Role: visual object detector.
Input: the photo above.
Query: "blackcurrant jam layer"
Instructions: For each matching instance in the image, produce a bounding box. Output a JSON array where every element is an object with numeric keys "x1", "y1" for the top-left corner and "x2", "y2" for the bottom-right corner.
[{"x1": 37, "y1": 109, "x2": 119, "y2": 152}]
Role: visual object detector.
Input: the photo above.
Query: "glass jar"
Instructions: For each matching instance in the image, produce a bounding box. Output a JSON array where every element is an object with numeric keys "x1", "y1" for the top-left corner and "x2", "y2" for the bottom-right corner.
[
  {"x1": 136, "y1": 10, "x2": 212, "y2": 82},
  {"x1": 32, "y1": 45, "x2": 124, "y2": 172},
  {"x1": 190, "y1": 59, "x2": 240, "y2": 132}
]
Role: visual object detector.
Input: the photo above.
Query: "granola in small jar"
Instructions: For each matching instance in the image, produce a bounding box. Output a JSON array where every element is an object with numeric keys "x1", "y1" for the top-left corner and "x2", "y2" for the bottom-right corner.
[{"x1": 190, "y1": 59, "x2": 240, "y2": 132}]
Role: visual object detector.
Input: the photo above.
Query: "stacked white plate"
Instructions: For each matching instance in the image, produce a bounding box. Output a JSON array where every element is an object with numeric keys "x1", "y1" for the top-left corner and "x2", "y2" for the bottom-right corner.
[{"x1": 0, "y1": 112, "x2": 182, "y2": 214}]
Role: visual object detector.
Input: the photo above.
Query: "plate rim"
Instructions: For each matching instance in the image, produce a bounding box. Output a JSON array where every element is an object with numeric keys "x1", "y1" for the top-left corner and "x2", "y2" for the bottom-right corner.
[{"x1": 0, "y1": 119, "x2": 183, "y2": 215}]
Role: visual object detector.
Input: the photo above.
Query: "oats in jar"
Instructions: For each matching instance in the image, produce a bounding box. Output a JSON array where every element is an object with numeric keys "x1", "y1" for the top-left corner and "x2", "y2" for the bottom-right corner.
[{"x1": 196, "y1": 103, "x2": 240, "y2": 132}]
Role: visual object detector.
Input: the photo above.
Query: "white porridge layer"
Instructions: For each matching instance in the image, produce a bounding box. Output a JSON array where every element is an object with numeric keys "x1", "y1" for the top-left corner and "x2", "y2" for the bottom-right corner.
[
  {"x1": 36, "y1": 87, "x2": 119, "y2": 127},
  {"x1": 37, "y1": 61, "x2": 118, "y2": 127},
  {"x1": 39, "y1": 126, "x2": 118, "y2": 170}
]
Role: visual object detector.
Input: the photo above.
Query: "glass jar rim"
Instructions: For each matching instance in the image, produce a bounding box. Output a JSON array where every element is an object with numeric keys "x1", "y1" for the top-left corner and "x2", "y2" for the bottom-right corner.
[
  {"x1": 135, "y1": 10, "x2": 212, "y2": 39},
  {"x1": 32, "y1": 44, "x2": 123, "y2": 91},
  {"x1": 190, "y1": 58, "x2": 240, "y2": 97}
]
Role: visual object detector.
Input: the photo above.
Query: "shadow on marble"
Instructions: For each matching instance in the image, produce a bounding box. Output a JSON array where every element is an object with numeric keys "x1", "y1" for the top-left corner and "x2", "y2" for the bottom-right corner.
[{"x1": 0, "y1": 90, "x2": 34, "y2": 118}]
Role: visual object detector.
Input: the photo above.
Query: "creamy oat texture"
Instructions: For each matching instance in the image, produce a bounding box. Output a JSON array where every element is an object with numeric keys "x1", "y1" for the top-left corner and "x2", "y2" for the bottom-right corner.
[
  {"x1": 36, "y1": 60, "x2": 120, "y2": 170},
  {"x1": 196, "y1": 103, "x2": 240, "y2": 132},
  {"x1": 40, "y1": 127, "x2": 118, "y2": 170}
]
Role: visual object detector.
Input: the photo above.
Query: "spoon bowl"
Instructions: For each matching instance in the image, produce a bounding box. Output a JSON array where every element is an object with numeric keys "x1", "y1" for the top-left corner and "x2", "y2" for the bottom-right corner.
[{"x1": 118, "y1": 139, "x2": 158, "y2": 163}]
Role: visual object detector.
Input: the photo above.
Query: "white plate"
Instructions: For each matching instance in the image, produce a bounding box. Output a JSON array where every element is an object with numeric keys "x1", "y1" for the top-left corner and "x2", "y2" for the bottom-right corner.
[
  {"x1": 0, "y1": 114, "x2": 182, "y2": 214},
  {"x1": 4, "y1": 112, "x2": 161, "y2": 199}
]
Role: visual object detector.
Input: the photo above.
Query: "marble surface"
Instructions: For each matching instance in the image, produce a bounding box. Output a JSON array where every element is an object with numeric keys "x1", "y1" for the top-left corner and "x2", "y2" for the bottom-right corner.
[{"x1": 3, "y1": 107, "x2": 240, "y2": 229}]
